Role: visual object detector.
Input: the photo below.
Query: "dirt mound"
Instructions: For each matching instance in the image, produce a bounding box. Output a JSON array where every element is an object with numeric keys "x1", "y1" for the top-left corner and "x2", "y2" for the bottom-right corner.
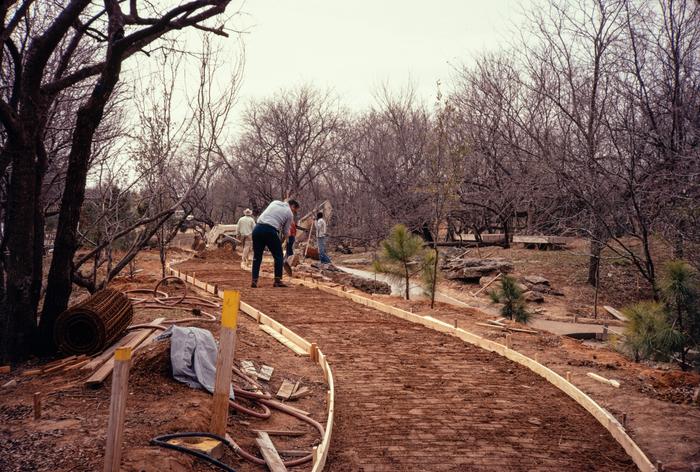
[{"x1": 193, "y1": 247, "x2": 240, "y2": 261}]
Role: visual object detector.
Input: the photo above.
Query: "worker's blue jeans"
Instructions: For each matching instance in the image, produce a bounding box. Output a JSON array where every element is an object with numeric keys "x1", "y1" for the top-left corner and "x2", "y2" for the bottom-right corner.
[
  {"x1": 318, "y1": 236, "x2": 331, "y2": 263},
  {"x1": 286, "y1": 236, "x2": 295, "y2": 259},
  {"x1": 252, "y1": 224, "x2": 284, "y2": 280}
]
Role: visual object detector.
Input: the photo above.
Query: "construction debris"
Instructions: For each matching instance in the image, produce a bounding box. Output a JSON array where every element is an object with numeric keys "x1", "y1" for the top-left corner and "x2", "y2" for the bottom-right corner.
[
  {"x1": 258, "y1": 365, "x2": 274, "y2": 381},
  {"x1": 241, "y1": 360, "x2": 258, "y2": 378},
  {"x1": 276, "y1": 379, "x2": 297, "y2": 400},
  {"x1": 85, "y1": 318, "x2": 165, "y2": 388}
]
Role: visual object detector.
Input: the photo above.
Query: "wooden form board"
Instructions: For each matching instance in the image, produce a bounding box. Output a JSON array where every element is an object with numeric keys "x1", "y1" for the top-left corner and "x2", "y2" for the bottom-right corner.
[
  {"x1": 169, "y1": 265, "x2": 336, "y2": 472},
  {"x1": 604, "y1": 305, "x2": 628, "y2": 322},
  {"x1": 259, "y1": 325, "x2": 309, "y2": 356},
  {"x1": 289, "y1": 276, "x2": 656, "y2": 472}
]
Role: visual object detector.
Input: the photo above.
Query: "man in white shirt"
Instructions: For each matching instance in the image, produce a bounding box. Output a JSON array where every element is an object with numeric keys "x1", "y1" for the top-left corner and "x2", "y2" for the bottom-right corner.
[
  {"x1": 236, "y1": 208, "x2": 255, "y2": 267},
  {"x1": 315, "y1": 212, "x2": 331, "y2": 264},
  {"x1": 251, "y1": 199, "x2": 300, "y2": 287}
]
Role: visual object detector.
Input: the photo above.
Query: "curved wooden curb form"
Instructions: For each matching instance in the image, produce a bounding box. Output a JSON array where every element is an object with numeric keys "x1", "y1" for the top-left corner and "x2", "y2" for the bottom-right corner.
[
  {"x1": 166, "y1": 267, "x2": 335, "y2": 471},
  {"x1": 290, "y1": 276, "x2": 656, "y2": 472}
]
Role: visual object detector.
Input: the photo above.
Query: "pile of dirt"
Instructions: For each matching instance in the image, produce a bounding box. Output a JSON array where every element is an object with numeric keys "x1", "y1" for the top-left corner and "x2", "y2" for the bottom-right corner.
[
  {"x1": 641, "y1": 370, "x2": 700, "y2": 405},
  {"x1": 193, "y1": 246, "x2": 239, "y2": 261}
]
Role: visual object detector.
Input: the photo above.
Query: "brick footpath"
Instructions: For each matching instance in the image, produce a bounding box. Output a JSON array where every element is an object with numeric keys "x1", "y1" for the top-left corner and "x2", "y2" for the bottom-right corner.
[{"x1": 177, "y1": 260, "x2": 637, "y2": 472}]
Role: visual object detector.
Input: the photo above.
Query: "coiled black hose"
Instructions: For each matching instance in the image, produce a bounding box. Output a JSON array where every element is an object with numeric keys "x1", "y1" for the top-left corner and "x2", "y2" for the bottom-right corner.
[{"x1": 150, "y1": 432, "x2": 237, "y2": 472}]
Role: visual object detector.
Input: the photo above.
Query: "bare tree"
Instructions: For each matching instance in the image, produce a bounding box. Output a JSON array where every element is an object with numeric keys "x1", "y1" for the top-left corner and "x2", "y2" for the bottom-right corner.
[
  {"x1": 226, "y1": 85, "x2": 344, "y2": 207},
  {"x1": 1, "y1": 1, "x2": 234, "y2": 361}
]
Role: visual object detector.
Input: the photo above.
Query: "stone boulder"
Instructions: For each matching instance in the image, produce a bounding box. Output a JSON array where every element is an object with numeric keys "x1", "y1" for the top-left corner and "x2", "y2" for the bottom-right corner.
[
  {"x1": 441, "y1": 257, "x2": 513, "y2": 281},
  {"x1": 523, "y1": 291, "x2": 545, "y2": 303},
  {"x1": 523, "y1": 275, "x2": 550, "y2": 286}
]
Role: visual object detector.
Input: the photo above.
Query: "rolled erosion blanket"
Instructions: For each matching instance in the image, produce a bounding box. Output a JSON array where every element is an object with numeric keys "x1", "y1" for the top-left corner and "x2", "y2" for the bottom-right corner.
[{"x1": 54, "y1": 288, "x2": 133, "y2": 355}]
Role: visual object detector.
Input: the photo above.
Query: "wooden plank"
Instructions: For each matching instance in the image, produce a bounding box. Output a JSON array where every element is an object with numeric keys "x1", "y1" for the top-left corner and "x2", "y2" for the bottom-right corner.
[
  {"x1": 44, "y1": 355, "x2": 87, "y2": 374},
  {"x1": 0, "y1": 365, "x2": 10, "y2": 374},
  {"x1": 259, "y1": 325, "x2": 308, "y2": 356},
  {"x1": 258, "y1": 365, "x2": 274, "y2": 381},
  {"x1": 604, "y1": 305, "x2": 628, "y2": 321},
  {"x1": 256, "y1": 432, "x2": 288, "y2": 472},
  {"x1": 81, "y1": 331, "x2": 140, "y2": 372},
  {"x1": 289, "y1": 386, "x2": 311, "y2": 400},
  {"x1": 103, "y1": 347, "x2": 132, "y2": 472},
  {"x1": 587, "y1": 372, "x2": 621, "y2": 388},
  {"x1": 85, "y1": 318, "x2": 165, "y2": 388},
  {"x1": 253, "y1": 429, "x2": 306, "y2": 437},
  {"x1": 276, "y1": 379, "x2": 296, "y2": 400},
  {"x1": 209, "y1": 291, "x2": 239, "y2": 437}
]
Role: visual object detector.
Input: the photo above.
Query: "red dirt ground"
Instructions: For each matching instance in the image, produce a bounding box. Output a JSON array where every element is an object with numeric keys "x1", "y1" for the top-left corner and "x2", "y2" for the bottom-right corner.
[
  {"x1": 0, "y1": 251, "x2": 327, "y2": 472},
  {"x1": 176, "y1": 256, "x2": 638, "y2": 471}
]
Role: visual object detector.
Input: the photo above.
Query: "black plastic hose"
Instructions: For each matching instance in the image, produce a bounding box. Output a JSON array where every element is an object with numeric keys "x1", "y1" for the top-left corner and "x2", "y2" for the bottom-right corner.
[{"x1": 150, "y1": 432, "x2": 237, "y2": 472}]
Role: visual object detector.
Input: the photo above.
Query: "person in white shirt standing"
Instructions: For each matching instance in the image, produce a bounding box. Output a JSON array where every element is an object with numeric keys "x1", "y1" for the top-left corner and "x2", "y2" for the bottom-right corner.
[
  {"x1": 251, "y1": 199, "x2": 300, "y2": 287},
  {"x1": 236, "y1": 208, "x2": 256, "y2": 267},
  {"x1": 315, "y1": 212, "x2": 331, "y2": 264}
]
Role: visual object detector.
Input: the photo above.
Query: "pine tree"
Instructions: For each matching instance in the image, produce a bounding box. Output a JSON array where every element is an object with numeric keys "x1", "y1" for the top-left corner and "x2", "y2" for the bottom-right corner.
[{"x1": 374, "y1": 225, "x2": 428, "y2": 300}]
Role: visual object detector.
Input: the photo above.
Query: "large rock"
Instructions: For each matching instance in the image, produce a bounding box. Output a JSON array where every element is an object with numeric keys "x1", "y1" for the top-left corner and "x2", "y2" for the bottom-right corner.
[
  {"x1": 523, "y1": 291, "x2": 545, "y2": 303},
  {"x1": 442, "y1": 257, "x2": 513, "y2": 281},
  {"x1": 524, "y1": 275, "x2": 550, "y2": 286}
]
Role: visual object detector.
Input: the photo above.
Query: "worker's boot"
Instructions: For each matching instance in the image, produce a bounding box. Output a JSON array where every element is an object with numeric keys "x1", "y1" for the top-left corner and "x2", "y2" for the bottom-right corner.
[
  {"x1": 273, "y1": 278, "x2": 288, "y2": 288},
  {"x1": 251, "y1": 279, "x2": 258, "y2": 288}
]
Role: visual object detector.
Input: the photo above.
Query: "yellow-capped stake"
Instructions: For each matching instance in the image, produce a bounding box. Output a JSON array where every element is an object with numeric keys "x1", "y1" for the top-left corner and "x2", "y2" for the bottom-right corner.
[
  {"x1": 222, "y1": 291, "x2": 240, "y2": 329},
  {"x1": 114, "y1": 347, "x2": 132, "y2": 362}
]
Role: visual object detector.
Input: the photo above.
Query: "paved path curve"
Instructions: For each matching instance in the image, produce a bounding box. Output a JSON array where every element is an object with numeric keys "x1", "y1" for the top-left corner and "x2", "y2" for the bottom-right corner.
[{"x1": 177, "y1": 259, "x2": 636, "y2": 471}]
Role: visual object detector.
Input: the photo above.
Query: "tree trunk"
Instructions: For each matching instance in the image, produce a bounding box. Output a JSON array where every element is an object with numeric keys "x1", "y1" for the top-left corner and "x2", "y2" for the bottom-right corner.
[
  {"x1": 0, "y1": 138, "x2": 40, "y2": 361},
  {"x1": 41, "y1": 49, "x2": 125, "y2": 349},
  {"x1": 672, "y1": 219, "x2": 685, "y2": 259},
  {"x1": 430, "y1": 247, "x2": 438, "y2": 309},
  {"x1": 502, "y1": 216, "x2": 511, "y2": 249},
  {"x1": 587, "y1": 238, "x2": 604, "y2": 287},
  {"x1": 404, "y1": 263, "x2": 410, "y2": 300}
]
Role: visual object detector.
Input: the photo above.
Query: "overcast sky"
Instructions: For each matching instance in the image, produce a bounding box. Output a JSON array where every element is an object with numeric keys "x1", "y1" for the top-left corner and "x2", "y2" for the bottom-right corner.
[{"x1": 231, "y1": 0, "x2": 517, "y2": 108}]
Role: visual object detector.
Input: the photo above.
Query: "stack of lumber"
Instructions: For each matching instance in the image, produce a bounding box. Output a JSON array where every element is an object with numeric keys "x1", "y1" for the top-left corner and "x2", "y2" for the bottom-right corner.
[{"x1": 83, "y1": 318, "x2": 165, "y2": 388}]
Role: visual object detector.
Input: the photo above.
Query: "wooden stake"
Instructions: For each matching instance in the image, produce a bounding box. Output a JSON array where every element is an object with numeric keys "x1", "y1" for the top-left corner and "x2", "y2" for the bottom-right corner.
[
  {"x1": 453, "y1": 319, "x2": 458, "y2": 329},
  {"x1": 0, "y1": 365, "x2": 11, "y2": 374},
  {"x1": 309, "y1": 343, "x2": 318, "y2": 363},
  {"x1": 33, "y1": 392, "x2": 42, "y2": 420},
  {"x1": 209, "y1": 291, "x2": 239, "y2": 437},
  {"x1": 622, "y1": 413, "x2": 627, "y2": 429},
  {"x1": 103, "y1": 347, "x2": 132, "y2": 472},
  {"x1": 505, "y1": 334, "x2": 512, "y2": 349},
  {"x1": 566, "y1": 371, "x2": 571, "y2": 382}
]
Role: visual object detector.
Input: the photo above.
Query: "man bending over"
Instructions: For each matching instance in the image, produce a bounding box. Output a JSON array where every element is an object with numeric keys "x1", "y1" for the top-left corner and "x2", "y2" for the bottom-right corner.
[{"x1": 251, "y1": 199, "x2": 300, "y2": 288}]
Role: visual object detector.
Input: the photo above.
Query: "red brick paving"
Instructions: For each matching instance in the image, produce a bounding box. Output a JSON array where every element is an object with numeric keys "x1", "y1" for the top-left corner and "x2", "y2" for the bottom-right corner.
[{"x1": 177, "y1": 260, "x2": 636, "y2": 471}]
